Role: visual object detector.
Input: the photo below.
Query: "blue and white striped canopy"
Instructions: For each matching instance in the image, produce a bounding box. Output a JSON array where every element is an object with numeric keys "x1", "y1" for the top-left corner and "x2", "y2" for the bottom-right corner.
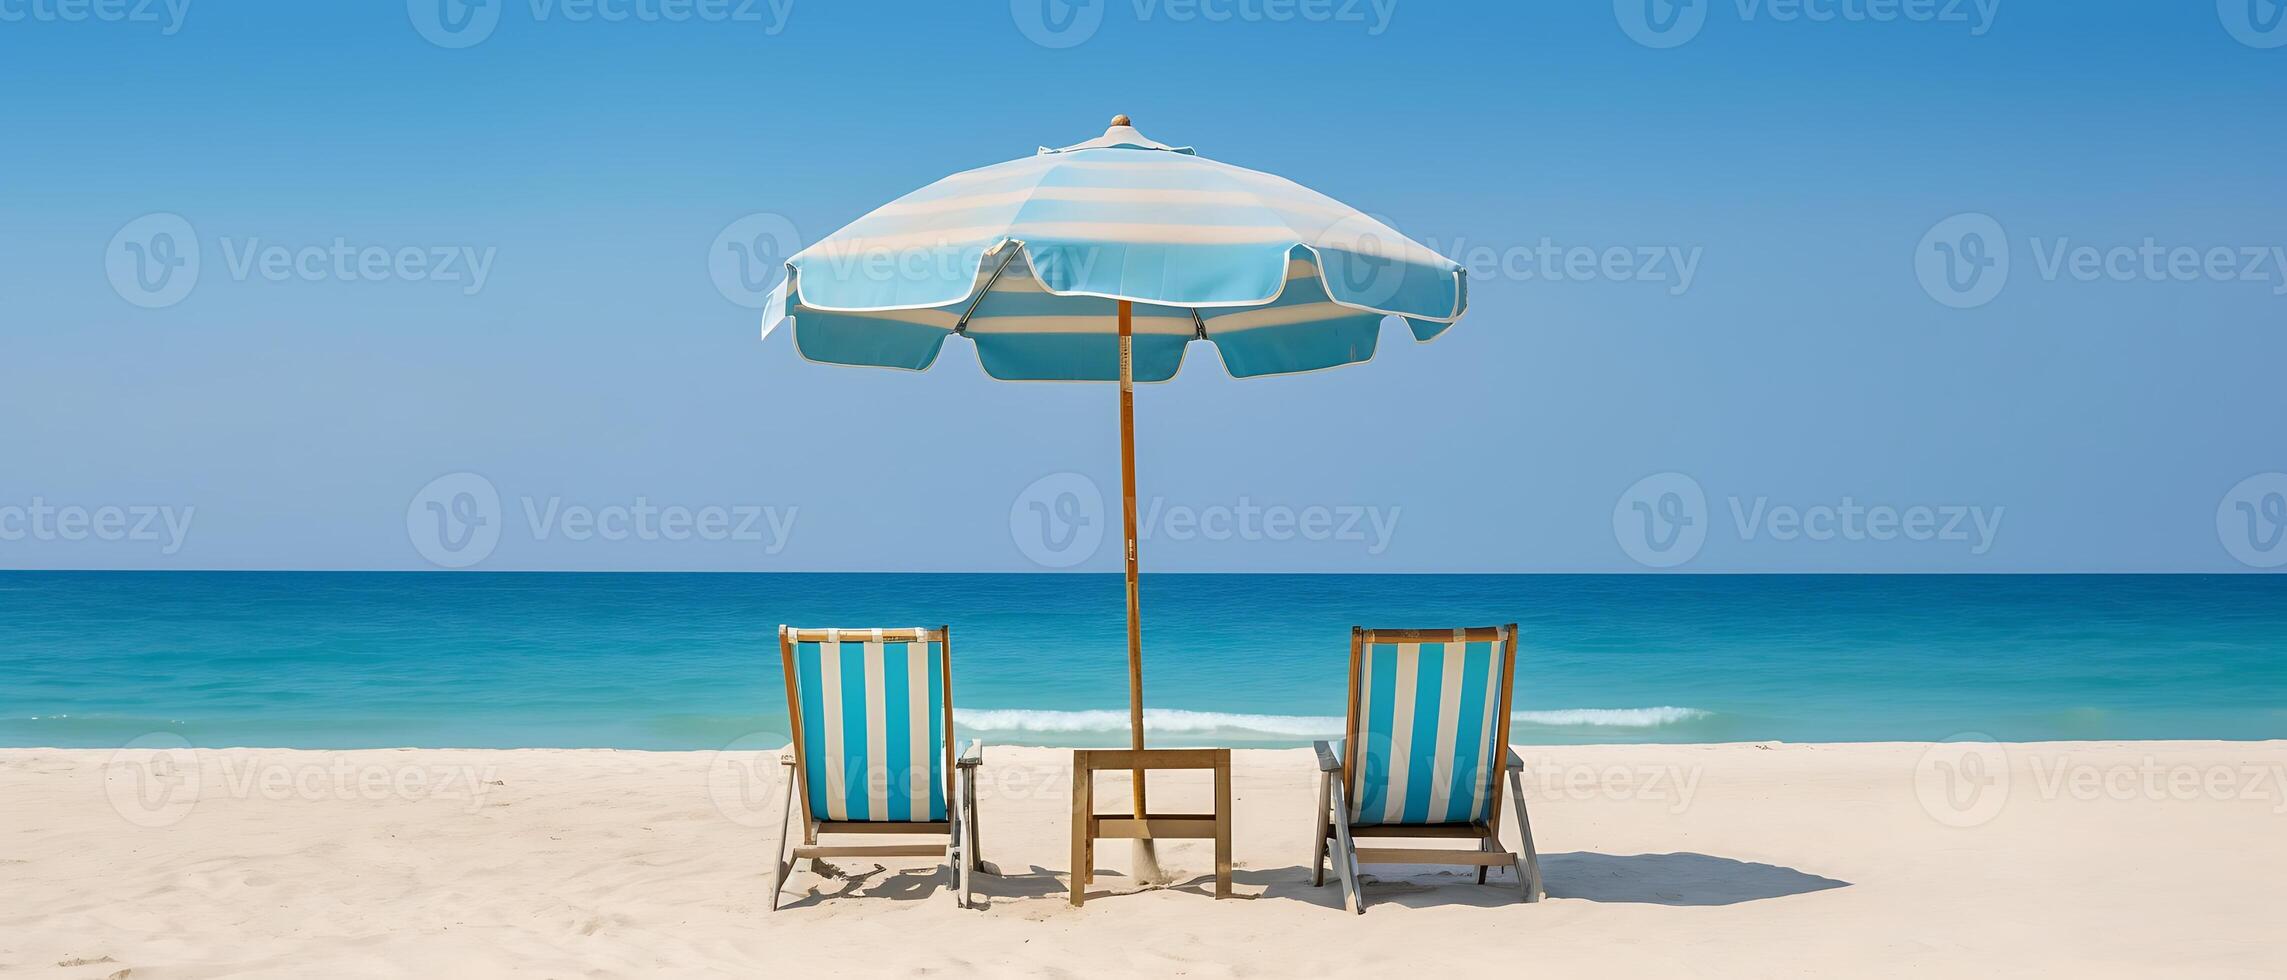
[{"x1": 758, "y1": 120, "x2": 1468, "y2": 381}]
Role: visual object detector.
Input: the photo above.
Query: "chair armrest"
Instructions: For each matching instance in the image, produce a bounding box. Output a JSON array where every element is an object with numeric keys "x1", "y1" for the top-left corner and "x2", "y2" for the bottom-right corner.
[
  {"x1": 956, "y1": 738, "x2": 984, "y2": 768},
  {"x1": 1314, "y1": 739, "x2": 1343, "y2": 773},
  {"x1": 1506, "y1": 746, "x2": 1524, "y2": 770}
]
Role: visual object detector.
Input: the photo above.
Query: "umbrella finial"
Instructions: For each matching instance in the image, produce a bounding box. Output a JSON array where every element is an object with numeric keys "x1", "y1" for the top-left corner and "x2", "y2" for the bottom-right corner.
[{"x1": 1110, "y1": 113, "x2": 1131, "y2": 127}]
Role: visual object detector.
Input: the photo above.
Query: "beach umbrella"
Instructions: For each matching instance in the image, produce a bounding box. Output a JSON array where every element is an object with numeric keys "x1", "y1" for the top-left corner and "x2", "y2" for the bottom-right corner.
[{"x1": 757, "y1": 115, "x2": 1468, "y2": 817}]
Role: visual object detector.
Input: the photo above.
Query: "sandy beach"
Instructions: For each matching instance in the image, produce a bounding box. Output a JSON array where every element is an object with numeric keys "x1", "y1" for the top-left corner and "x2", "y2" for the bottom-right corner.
[{"x1": 4, "y1": 741, "x2": 2283, "y2": 978}]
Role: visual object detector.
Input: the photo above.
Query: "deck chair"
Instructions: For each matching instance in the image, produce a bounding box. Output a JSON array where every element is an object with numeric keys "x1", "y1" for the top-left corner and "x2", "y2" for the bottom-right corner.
[
  {"x1": 1311, "y1": 624, "x2": 1544, "y2": 912},
  {"x1": 773, "y1": 626, "x2": 983, "y2": 910}
]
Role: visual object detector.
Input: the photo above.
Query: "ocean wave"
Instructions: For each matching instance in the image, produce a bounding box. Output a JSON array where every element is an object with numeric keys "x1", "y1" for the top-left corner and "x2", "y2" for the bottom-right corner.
[
  {"x1": 1511, "y1": 706, "x2": 1710, "y2": 728},
  {"x1": 956, "y1": 708, "x2": 1342, "y2": 737},
  {"x1": 954, "y1": 706, "x2": 1710, "y2": 736}
]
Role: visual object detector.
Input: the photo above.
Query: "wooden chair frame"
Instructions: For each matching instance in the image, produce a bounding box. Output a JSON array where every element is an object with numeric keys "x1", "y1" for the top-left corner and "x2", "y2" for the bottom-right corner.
[
  {"x1": 1067, "y1": 748, "x2": 1233, "y2": 906},
  {"x1": 772, "y1": 626, "x2": 984, "y2": 911},
  {"x1": 1311, "y1": 624, "x2": 1544, "y2": 913}
]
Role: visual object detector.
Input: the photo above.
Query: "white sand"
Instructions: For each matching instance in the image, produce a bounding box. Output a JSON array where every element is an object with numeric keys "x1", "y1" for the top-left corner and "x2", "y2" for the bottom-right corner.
[{"x1": 4, "y1": 741, "x2": 2284, "y2": 978}]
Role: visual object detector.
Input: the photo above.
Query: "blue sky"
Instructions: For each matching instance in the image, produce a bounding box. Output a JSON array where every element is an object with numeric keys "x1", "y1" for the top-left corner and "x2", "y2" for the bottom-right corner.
[{"x1": 1, "y1": 0, "x2": 2282, "y2": 572}]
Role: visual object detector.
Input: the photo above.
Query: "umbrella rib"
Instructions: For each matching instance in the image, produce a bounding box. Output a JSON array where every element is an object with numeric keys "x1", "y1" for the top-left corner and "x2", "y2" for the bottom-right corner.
[
  {"x1": 953, "y1": 247, "x2": 1021, "y2": 335},
  {"x1": 1190, "y1": 307, "x2": 1207, "y2": 339}
]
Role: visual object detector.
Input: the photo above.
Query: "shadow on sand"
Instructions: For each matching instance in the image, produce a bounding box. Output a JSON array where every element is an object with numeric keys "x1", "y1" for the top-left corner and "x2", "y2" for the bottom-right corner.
[
  {"x1": 1534, "y1": 851, "x2": 1851, "y2": 906},
  {"x1": 778, "y1": 852, "x2": 1849, "y2": 911}
]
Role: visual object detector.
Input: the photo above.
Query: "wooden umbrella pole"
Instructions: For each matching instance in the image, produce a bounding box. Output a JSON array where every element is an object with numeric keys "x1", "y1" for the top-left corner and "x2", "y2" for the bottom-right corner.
[{"x1": 1117, "y1": 298, "x2": 1147, "y2": 822}]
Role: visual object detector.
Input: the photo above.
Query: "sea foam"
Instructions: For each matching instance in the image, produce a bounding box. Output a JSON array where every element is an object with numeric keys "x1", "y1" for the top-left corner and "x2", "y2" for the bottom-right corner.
[
  {"x1": 1511, "y1": 706, "x2": 1710, "y2": 728},
  {"x1": 953, "y1": 705, "x2": 1710, "y2": 736},
  {"x1": 955, "y1": 708, "x2": 1341, "y2": 737}
]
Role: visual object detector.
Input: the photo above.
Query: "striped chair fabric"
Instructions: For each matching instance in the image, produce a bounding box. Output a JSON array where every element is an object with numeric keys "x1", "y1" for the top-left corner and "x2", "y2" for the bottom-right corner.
[
  {"x1": 785, "y1": 628, "x2": 948, "y2": 822},
  {"x1": 1350, "y1": 632, "x2": 1506, "y2": 826}
]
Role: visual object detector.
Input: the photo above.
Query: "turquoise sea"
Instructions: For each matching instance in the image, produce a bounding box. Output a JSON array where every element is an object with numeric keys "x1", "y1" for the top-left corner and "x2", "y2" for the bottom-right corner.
[{"x1": 3, "y1": 572, "x2": 2283, "y2": 749}]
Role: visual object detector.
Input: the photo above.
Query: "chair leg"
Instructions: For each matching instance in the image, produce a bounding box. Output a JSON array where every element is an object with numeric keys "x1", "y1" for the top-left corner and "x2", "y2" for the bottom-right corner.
[
  {"x1": 949, "y1": 770, "x2": 969, "y2": 909},
  {"x1": 1068, "y1": 763, "x2": 1093, "y2": 905},
  {"x1": 1327, "y1": 780, "x2": 1364, "y2": 914},
  {"x1": 962, "y1": 771, "x2": 980, "y2": 906},
  {"x1": 1477, "y1": 835, "x2": 1493, "y2": 886},
  {"x1": 1507, "y1": 766, "x2": 1544, "y2": 903},
  {"x1": 770, "y1": 765, "x2": 797, "y2": 912},
  {"x1": 1310, "y1": 770, "x2": 1331, "y2": 887},
  {"x1": 963, "y1": 767, "x2": 983, "y2": 874}
]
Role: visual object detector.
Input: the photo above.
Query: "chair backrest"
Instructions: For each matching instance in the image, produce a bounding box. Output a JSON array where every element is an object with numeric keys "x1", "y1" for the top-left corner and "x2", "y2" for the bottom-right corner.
[
  {"x1": 1342, "y1": 625, "x2": 1517, "y2": 827},
  {"x1": 778, "y1": 626, "x2": 953, "y2": 823}
]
